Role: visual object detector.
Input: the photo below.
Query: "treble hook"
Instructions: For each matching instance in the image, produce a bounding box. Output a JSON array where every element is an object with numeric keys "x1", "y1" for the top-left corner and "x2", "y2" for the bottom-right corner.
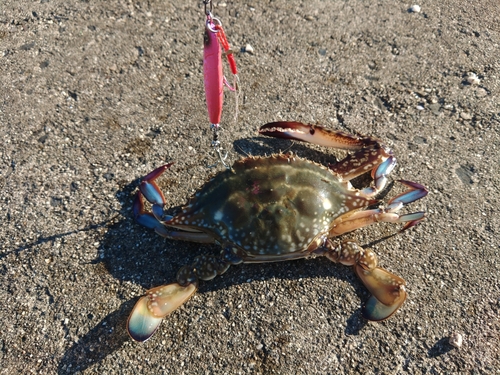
[{"x1": 209, "y1": 123, "x2": 230, "y2": 169}]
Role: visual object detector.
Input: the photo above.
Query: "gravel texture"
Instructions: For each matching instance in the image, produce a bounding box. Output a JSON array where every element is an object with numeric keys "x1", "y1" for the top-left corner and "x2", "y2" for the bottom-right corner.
[{"x1": 1, "y1": 0, "x2": 499, "y2": 374}]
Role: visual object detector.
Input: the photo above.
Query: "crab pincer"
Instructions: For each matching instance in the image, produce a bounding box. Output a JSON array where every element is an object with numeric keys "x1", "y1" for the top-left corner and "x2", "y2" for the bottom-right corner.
[
  {"x1": 128, "y1": 284, "x2": 197, "y2": 342},
  {"x1": 132, "y1": 163, "x2": 173, "y2": 232}
]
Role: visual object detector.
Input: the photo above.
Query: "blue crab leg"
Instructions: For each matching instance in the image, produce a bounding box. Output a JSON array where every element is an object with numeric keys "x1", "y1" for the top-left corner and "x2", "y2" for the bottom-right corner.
[
  {"x1": 139, "y1": 163, "x2": 173, "y2": 205},
  {"x1": 329, "y1": 180, "x2": 428, "y2": 236},
  {"x1": 359, "y1": 155, "x2": 396, "y2": 197},
  {"x1": 386, "y1": 180, "x2": 428, "y2": 230},
  {"x1": 387, "y1": 180, "x2": 428, "y2": 209},
  {"x1": 325, "y1": 239, "x2": 406, "y2": 321},
  {"x1": 133, "y1": 193, "x2": 166, "y2": 230},
  {"x1": 134, "y1": 192, "x2": 214, "y2": 241},
  {"x1": 134, "y1": 165, "x2": 216, "y2": 242},
  {"x1": 134, "y1": 164, "x2": 173, "y2": 224}
]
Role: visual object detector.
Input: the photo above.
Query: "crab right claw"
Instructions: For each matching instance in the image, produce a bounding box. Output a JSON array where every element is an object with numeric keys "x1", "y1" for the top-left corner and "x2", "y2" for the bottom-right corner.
[
  {"x1": 325, "y1": 240, "x2": 407, "y2": 321},
  {"x1": 355, "y1": 265, "x2": 407, "y2": 321},
  {"x1": 127, "y1": 283, "x2": 197, "y2": 342},
  {"x1": 139, "y1": 163, "x2": 173, "y2": 206}
]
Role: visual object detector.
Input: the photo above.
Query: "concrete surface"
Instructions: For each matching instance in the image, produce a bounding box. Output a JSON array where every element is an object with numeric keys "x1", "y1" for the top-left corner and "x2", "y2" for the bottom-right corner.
[{"x1": 1, "y1": 0, "x2": 499, "y2": 373}]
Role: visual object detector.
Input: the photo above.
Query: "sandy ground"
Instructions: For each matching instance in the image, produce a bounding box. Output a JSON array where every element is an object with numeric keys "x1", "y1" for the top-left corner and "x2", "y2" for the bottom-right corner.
[{"x1": 1, "y1": 0, "x2": 499, "y2": 374}]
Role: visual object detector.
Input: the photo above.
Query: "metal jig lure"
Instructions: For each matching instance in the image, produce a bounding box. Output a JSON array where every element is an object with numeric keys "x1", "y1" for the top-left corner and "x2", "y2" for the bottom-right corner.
[{"x1": 203, "y1": 0, "x2": 238, "y2": 168}]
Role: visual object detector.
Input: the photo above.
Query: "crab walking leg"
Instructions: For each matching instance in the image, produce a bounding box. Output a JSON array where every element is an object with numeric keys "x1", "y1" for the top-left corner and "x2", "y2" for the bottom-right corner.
[
  {"x1": 259, "y1": 122, "x2": 396, "y2": 197},
  {"x1": 127, "y1": 247, "x2": 242, "y2": 342},
  {"x1": 324, "y1": 239, "x2": 407, "y2": 321},
  {"x1": 135, "y1": 163, "x2": 172, "y2": 222},
  {"x1": 329, "y1": 180, "x2": 428, "y2": 236},
  {"x1": 133, "y1": 163, "x2": 216, "y2": 242},
  {"x1": 134, "y1": 191, "x2": 216, "y2": 243}
]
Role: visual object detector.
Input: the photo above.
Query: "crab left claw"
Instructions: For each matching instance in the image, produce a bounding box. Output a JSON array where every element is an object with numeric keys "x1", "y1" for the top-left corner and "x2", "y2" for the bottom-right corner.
[{"x1": 127, "y1": 283, "x2": 197, "y2": 342}]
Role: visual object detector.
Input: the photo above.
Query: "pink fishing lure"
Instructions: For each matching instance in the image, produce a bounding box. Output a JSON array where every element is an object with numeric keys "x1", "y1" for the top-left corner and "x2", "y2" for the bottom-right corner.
[{"x1": 203, "y1": 22, "x2": 224, "y2": 126}]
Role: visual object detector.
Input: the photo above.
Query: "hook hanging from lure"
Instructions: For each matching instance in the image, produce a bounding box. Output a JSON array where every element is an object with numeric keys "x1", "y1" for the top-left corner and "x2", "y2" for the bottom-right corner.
[{"x1": 203, "y1": 2, "x2": 238, "y2": 168}]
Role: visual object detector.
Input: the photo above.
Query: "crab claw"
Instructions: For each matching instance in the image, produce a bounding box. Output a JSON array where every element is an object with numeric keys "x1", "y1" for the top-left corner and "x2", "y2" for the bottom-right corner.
[
  {"x1": 139, "y1": 163, "x2": 174, "y2": 206},
  {"x1": 259, "y1": 121, "x2": 372, "y2": 150},
  {"x1": 388, "y1": 180, "x2": 428, "y2": 208},
  {"x1": 133, "y1": 193, "x2": 160, "y2": 229},
  {"x1": 355, "y1": 265, "x2": 407, "y2": 321},
  {"x1": 134, "y1": 163, "x2": 176, "y2": 232},
  {"x1": 127, "y1": 283, "x2": 197, "y2": 342},
  {"x1": 127, "y1": 295, "x2": 164, "y2": 342},
  {"x1": 386, "y1": 179, "x2": 428, "y2": 231}
]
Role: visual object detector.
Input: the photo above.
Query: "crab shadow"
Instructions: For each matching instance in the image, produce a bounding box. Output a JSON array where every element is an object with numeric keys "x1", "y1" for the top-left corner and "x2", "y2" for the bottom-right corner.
[
  {"x1": 58, "y1": 136, "x2": 398, "y2": 373},
  {"x1": 428, "y1": 337, "x2": 456, "y2": 358}
]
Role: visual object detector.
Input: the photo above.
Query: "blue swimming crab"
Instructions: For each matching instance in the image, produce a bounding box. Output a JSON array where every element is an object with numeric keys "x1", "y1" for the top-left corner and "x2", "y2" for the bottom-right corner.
[{"x1": 127, "y1": 121, "x2": 428, "y2": 342}]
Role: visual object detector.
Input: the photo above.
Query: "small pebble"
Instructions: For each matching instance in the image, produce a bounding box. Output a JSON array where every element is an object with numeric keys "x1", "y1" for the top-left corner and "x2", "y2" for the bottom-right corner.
[
  {"x1": 475, "y1": 88, "x2": 488, "y2": 97},
  {"x1": 244, "y1": 43, "x2": 254, "y2": 55},
  {"x1": 416, "y1": 105, "x2": 425, "y2": 110},
  {"x1": 460, "y1": 112, "x2": 473, "y2": 120},
  {"x1": 449, "y1": 332, "x2": 463, "y2": 348},
  {"x1": 466, "y1": 72, "x2": 480, "y2": 85},
  {"x1": 428, "y1": 103, "x2": 441, "y2": 115},
  {"x1": 409, "y1": 4, "x2": 421, "y2": 13}
]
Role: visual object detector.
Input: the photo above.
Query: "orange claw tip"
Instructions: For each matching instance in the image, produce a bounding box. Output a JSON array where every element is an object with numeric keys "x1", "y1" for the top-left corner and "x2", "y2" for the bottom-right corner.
[
  {"x1": 127, "y1": 284, "x2": 196, "y2": 342},
  {"x1": 362, "y1": 294, "x2": 406, "y2": 321},
  {"x1": 127, "y1": 295, "x2": 164, "y2": 342},
  {"x1": 401, "y1": 218, "x2": 425, "y2": 232},
  {"x1": 146, "y1": 283, "x2": 197, "y2": 318},
  {"x1": 355, "y1": 266, "x2": 406, "y2": 306}
]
